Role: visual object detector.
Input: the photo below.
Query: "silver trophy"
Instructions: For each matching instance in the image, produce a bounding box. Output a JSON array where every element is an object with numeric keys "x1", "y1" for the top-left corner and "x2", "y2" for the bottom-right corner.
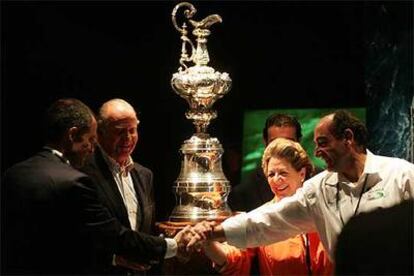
[{"x1": 170, "y1": 2, "x2": 232, "y2": 222}]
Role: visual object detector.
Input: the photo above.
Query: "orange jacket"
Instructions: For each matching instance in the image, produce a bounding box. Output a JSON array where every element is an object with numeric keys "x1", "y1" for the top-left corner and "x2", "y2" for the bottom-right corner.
[{"x1": 219, "y1": 232, "x2": 333, "y2": 275}]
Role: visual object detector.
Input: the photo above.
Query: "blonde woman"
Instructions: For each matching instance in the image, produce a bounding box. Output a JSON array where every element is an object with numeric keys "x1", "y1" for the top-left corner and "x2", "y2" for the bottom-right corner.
[{"x1": 202, "y1": 138, "x2": 333, "y2": 275}]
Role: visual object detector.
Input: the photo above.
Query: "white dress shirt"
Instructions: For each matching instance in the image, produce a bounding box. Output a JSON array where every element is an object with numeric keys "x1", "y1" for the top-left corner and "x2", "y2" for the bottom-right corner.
[
  {"x1": 222, "y1": 150, "x2": 414, "y2": 260},
  {"x1": 101, "y1": 150, "x2": 178, "y2": 259},
  {"x1": 101, "y1": 152, "x2": 140, "y2": 231}
]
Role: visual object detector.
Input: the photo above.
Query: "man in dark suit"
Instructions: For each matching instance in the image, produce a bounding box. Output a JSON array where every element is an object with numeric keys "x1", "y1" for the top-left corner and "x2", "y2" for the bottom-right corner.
[
  {"x1": 228, "y1": 113, "x2": 302, "y2": 211},
  {"x1": 1, "y1": 98, "x2": 189, "y2": 275},
  {"x1": 82, "y1": 98, "x2": 158, "y2": 274}
]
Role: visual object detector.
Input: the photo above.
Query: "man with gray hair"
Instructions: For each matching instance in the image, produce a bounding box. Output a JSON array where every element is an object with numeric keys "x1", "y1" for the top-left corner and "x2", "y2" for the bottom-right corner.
[
  {"x1": 2, "y1": 98, "x2": 191, "y2": 275},
  {"x1": 82, "y1": 98, "x2": 159, "y2": 274}
]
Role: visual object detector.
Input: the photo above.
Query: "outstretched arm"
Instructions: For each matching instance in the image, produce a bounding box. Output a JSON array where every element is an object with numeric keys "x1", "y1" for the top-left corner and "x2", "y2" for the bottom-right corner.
[{"x1": 203, "y1": 240, "x2": 228, "y2": 269}]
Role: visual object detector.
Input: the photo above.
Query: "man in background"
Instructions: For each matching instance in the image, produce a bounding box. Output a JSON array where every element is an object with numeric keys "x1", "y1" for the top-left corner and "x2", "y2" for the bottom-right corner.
[
  {"x1": 228, "y1": 113, "x2": 302, "y2": 211},
  {"x1": 187, "y1": 110, "x2": 414, "y2": 265}
]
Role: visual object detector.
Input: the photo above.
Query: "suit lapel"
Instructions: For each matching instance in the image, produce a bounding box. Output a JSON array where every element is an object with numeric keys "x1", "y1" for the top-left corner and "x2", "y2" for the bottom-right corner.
[{"x1": 94, "y1": 149, "x2": 131, "y2": 228}]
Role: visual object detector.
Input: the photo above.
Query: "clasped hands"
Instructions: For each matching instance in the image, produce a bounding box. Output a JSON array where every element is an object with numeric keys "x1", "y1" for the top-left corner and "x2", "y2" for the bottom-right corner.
[
  {"x1": 115, "y1": 221, "x2": 220, "y2": 269},
  {"x1": 174, "y1": 221, "x2": 219, "y2": 262}
]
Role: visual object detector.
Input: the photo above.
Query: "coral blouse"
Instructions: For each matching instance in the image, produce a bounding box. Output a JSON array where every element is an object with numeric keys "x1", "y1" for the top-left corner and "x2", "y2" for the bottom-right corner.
[{"x1": 218, "y1": 232, "x2": 333, "y2": 275}]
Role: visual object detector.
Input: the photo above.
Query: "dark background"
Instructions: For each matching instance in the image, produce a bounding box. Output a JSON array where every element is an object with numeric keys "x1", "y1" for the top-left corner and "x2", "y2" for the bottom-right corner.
[{"x1": 2, "y1": 1, "x2": 409, "y2": 220}]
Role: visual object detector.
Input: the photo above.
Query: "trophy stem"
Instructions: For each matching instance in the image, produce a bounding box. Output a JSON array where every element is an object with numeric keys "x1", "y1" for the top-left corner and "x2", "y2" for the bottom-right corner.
[{"x1": 185, "y1": 109, "x2": 217, "y2": 134}]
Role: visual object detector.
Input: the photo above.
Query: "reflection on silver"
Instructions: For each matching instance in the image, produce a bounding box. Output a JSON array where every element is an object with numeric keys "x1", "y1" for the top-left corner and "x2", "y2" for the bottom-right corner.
[{"x1": 169, "y1": 2, "x2": 232, "y2": 222}]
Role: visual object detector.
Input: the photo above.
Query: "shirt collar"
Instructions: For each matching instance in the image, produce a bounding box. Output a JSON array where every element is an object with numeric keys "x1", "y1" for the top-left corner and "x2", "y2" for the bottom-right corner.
[
  {"x1": 43, "y1": 146, "x2": 71, "y2": 165},
  {"x1": 325, "y1": 149, "x2": 376, "y2": 186},
  {"x1": 362, "y1": 150, "x2": 377, "y2": 174},
  {"x1": 100, "y1": 147, "x2": 134, "y2": 175}
]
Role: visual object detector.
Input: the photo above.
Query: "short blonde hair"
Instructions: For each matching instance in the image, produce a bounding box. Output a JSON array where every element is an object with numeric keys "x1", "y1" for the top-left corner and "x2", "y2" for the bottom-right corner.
[{"x1": 262, "y1": 137, "x2": 314, "y2": 179}]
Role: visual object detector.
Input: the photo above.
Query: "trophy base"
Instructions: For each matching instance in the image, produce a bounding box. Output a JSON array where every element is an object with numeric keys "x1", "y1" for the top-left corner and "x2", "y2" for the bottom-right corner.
[{"x1": 168, "y1": 201, "x2": 233, "y2": 222}]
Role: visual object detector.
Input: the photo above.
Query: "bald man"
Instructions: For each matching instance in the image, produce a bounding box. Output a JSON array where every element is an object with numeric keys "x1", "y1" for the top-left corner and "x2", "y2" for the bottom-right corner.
[
  {"x1": 82, "y1": 99, "x2": 158, "y2": 275},
  {"x1": 187, "y1": 110, "x2": 414, "y2": 265},
  {"x1": 2, "y1": 99, "x2": 190, "y2": 275}
]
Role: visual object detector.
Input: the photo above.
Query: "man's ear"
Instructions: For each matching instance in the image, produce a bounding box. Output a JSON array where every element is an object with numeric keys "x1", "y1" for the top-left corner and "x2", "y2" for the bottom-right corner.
[
  {"x1": 344, "y1": 128, "x2": 354, "y2": 145},
  {"x1": 67, "y1": 127, "x2": 79, "y2": 143}
]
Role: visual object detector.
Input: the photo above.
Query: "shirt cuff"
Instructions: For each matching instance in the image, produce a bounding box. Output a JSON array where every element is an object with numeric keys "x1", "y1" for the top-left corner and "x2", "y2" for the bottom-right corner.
[
  {"x1": 164, "y1": 238, "x2": 177, "y2": 259},
  {"x1": 222, "y1": 212, "x2": 248, "y2": 249},
  {"x1": 112, "y1": 254, "x2": 117, "y2": 266}
]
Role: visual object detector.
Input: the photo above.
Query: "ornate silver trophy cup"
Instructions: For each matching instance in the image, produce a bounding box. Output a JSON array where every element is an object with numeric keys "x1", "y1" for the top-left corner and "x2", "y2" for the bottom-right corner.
[{"x1": 169, "y1": 2, "x2": 232, "y2": 222}]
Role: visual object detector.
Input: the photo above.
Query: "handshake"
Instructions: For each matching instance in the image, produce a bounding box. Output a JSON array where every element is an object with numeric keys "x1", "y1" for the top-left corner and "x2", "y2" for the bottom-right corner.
[
  {"x1": 115, "y1": 220, "x2": 226, "y2": 271},
  {"x1": 173, "y1": 220, "x2": 225, "y2": 262}
]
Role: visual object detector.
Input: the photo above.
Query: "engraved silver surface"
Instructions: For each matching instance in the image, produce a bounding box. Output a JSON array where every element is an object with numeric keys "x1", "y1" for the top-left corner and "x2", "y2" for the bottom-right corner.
[{"x1": 169, "y1": 2, "x2": 232, "y2": 222}]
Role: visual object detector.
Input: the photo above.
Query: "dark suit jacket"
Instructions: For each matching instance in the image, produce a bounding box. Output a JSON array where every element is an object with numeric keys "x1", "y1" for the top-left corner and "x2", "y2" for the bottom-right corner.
[
  {"x1": 227, "y1": 165, "x2": 273, "y2": 212},
  {"x1": 335, "y1": 199, "x2": 413, "y2": 275},
  {"x1": 81, "y1": 148, "x2": 157, "y2": 274},
  {"x1": 1, "y1": 149, "x2": 166, "y2": 275}
]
